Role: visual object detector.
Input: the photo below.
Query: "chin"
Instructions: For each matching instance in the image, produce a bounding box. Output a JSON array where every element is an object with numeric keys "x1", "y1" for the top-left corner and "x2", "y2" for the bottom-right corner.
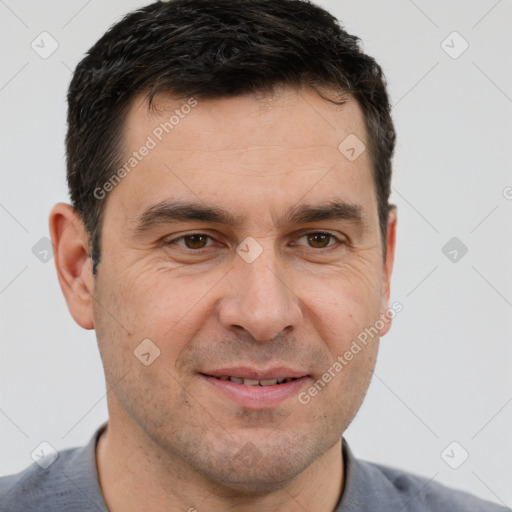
[
  {"x1": 189, "y1": 431, "x2": 322, "y2": 496},
  {"x1": 203, "y1": 459, "x2": 300, "y2": 497}
]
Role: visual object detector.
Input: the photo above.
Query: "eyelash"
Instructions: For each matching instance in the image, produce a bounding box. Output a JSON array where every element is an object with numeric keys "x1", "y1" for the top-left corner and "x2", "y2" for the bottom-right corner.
[{"x1": 164, "y1": 231, "x2": 344, "y2": 251}]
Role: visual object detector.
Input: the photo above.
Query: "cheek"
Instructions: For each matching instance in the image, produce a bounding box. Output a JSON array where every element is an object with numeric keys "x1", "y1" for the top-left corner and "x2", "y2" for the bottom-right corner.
[
  {"x1": 105, "y1": 265, "x2": 224, "y2": 362},
  {"x1": 298, "y1": 260, "x2": 383, "y2": 341},
  {"x1": 92, "y1": 273, "x2": 183, "y2": 419}
]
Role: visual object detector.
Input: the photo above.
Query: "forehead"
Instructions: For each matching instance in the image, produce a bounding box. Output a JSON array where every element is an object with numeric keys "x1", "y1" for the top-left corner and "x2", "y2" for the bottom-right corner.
[
  {"x1": 109, "y1": 87, "x2": 376, "y2": 228},
  {"x1": 124, "y1": 87, "x2": 367, "y2": 154}
]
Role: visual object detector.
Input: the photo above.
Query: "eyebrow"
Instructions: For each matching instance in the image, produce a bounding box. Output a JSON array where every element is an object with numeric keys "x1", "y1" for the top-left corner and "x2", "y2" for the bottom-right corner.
[{"x1": 133, "y1": 198, "x2": 367, "y2": 234}]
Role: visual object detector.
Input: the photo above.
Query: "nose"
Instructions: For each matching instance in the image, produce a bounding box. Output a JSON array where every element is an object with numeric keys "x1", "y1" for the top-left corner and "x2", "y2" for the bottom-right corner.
[{"x1": 218, "y1": 251, "x2": 302, "y2": 342}]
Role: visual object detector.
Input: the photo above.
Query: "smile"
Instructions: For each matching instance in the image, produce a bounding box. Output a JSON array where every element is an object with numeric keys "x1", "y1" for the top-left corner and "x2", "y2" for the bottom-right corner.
[
  {"x1": 199, "y1": 370, "x2": 311, "y2": 409},
  {"x1": 208, "y1": 375, "x2": 299, "y2": 386}
]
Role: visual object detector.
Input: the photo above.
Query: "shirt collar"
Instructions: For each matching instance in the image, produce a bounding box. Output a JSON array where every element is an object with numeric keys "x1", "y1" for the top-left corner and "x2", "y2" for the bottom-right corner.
[
  {"x1": 80, "y1": 423, "x2": 404, "y2": 511},
  {"x1": 337, "y1": 438, "x2": 406, "y2": 511}
]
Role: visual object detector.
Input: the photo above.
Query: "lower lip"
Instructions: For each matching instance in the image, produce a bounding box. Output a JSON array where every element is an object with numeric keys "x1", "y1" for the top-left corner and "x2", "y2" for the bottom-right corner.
[{"x1": 200, "y1": 375, "x2": 310, "y2": 409}]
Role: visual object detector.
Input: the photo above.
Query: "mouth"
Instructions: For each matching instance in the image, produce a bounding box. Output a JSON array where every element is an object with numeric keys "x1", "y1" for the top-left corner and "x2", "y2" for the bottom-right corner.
[
  {"x1": 199, "y1": 367, "x2": 311, "y2": 409},
  {"x1": 202, "y1": 375, "x2": 300, "y2": 386}
]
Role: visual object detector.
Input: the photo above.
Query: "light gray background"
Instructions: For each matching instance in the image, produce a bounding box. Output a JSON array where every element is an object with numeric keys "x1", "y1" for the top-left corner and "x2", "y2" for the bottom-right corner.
[{"x1": 1, "y1": 0, "x2": 511, "y2": 507}]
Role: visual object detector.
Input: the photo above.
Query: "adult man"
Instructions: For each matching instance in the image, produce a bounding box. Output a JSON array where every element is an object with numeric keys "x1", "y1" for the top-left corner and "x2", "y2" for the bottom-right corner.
[{"x1": 0, "y1": 0, "x2": 506, "y2": 510}]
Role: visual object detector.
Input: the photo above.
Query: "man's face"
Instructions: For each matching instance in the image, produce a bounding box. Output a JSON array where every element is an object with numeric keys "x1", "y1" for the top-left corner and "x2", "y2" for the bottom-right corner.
[{"x1": 90, "y1": 87, "x2": 395, "y2": 492}]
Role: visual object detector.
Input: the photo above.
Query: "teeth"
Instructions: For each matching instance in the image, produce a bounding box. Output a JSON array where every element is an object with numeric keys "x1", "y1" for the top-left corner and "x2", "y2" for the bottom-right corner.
[
  {"x1": 212, "y1": 375, "x2": 297, "y2": 386},
  {"x1": 214, "y1": 376, "x2": 297, "y2": 386},
  {"x1": 243, "y1": 378, "x2": 260, "y2": 386}
]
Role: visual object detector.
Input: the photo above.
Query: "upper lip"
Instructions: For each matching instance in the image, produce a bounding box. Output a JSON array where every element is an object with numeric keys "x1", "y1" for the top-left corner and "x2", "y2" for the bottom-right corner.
[{"x1": 201, "y1": 367, "x2": 309, "y2": 380}]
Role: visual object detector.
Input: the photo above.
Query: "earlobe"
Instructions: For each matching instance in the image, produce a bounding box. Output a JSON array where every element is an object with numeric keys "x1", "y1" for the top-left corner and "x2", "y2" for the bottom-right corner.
[
  {"x1": 379, "y1": 205, "x2": 397, "y2": 337},
  {"x1": 49, "y1": 203, "x2": 95, "y2": 330}
]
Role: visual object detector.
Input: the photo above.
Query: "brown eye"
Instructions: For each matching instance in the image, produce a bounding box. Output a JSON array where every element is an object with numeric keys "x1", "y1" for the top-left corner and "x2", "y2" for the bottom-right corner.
[
  {"x1": 307, "y1": 233, "x2": 331, "y2": 248},
  {"x1": 298, "y1": 232, "x2": 340, "y2": 249},
  {"x1": 182, "y1": 234, "x2": 210, "y2": 249},
  {"x1": 167, "y1": 233, "x2": 214, "y2": 250}
]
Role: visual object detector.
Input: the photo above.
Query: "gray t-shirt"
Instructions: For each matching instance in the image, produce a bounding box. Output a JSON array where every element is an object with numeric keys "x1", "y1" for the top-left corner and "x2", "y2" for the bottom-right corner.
[{"x1": 0, "y1": 423, "x2": 507, "y2": 511}]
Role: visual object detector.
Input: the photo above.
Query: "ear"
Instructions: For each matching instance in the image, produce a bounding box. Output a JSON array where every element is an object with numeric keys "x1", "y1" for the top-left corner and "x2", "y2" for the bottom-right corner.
[
  {"x1": 378, "y1": 205, "x2": 397, "y2": 337},
  {"x1": 49, "y1": 203, "x2": 95, "y2": 330}
]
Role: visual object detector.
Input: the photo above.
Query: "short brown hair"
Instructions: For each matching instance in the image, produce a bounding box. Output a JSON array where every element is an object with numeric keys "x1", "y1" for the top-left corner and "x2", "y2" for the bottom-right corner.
[{"x1": 66, "y1": 0, "x2": 396, "y2": 274}]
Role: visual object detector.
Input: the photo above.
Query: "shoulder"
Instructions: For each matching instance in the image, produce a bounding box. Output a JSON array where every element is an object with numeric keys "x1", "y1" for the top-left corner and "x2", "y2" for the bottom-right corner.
[
  {"x1": 0, "y1": 447, "x2": 75, "y2": 511},
  {"x1": 360, "y1": 458, "x2": 507, "y2": 511},
  {"x1": 0, "y1": 428, "x2": 107, "y2": 512},
  {"x1": 340, "y1": 441, "x2": 508, "y2": 512}
]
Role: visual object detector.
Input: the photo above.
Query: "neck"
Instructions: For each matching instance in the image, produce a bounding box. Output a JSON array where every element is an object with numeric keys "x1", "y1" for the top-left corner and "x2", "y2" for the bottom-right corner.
[{"x1": 96, "y1": 417, "x2": 344, "y2": 512}]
